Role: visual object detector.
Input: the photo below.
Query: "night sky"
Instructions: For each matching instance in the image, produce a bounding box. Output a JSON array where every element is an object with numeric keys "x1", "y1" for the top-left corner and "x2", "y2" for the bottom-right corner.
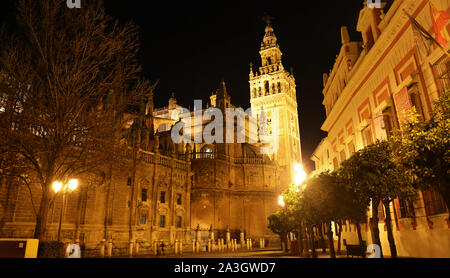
[{"x1": 0, "y1": 0, "x2": 372, "y2": 173}]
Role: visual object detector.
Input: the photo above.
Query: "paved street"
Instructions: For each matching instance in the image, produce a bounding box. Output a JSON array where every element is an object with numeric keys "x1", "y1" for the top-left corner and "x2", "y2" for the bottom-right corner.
[{"x1": 125, "y1": 248, "x2": 355, "y2": 259}]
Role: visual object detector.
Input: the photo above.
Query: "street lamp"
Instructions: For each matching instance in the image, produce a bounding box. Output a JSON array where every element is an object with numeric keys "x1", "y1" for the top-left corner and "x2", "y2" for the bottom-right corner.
[
  {"x1": 278, "y1": 195, "x2": 285, "y2": 207},
  {"x1": 53, "y1": 179, "x2": 79, "y2": 242},
  {"x1": 294, "y1": 163, "x2": 307, "y2": 192}
]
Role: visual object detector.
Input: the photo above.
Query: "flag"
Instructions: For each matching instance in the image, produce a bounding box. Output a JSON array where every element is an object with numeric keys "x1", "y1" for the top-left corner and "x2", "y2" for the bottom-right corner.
[
  {"x1": 404, "y1": 9, "x2": 450, "y2": 59},
  {"x1": 430, "y1": 0, "x2": 450, "y2": 47}
]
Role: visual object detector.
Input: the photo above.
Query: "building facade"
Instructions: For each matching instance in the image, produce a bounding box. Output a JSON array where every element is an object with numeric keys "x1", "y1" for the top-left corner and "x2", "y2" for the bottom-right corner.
[{"x1": 312, "y1": 0, "x2": 450, "y2": 257}]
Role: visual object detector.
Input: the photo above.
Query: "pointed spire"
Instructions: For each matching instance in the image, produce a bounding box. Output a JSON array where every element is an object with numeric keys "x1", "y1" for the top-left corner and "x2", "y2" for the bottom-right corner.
[
  {"x1": 169, "y1": 91, "x2": 177, "y2": 109},
  {"x1": 218, "y1": 78, "x2": 228, "y2": 97},
  {"x1": 249, "y1": 62, "x2": 254, "y2": 78}
]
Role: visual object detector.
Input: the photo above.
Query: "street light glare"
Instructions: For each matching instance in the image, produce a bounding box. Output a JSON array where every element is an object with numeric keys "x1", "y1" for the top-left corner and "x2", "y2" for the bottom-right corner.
[
  {"x1": 52, "y1": 181, "x2": 63, "y2": 193},
  {"x1": 294, "y1": 163, "x2": 303, "y2": 172},
  {"x1": 294, "y1": 163, "x2": 307, "y2": 186},
  {"x1": 278, "y1": 195, "x2": 285, "y2": 207},
  {"x1": 68, "y1": 179, "x2": 79, "y2": 191}
]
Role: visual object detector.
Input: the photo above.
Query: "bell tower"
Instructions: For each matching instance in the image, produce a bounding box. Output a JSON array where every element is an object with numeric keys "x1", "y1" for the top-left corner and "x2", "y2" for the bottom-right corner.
[{"x1": 250, "y1": 20, "x2": 302, "y2": 184}]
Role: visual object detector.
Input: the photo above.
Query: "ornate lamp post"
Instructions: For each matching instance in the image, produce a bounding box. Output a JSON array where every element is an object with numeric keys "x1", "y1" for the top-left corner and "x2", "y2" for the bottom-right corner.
[{"x1": 53, "y1": 179, "x2": 79, "y2": 242}]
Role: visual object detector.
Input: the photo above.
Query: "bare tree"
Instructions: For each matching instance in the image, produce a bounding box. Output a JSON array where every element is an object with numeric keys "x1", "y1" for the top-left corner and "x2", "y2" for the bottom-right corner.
[{"x1": 0, "y1": 0, "x2": 154, "y2": 240}]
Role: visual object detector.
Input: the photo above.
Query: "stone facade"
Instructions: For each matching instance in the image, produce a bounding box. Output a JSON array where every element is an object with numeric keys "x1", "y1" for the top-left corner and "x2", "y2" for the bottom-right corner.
[{"x1": 312, "y1": 0, "x2": 450, "y2": 257}]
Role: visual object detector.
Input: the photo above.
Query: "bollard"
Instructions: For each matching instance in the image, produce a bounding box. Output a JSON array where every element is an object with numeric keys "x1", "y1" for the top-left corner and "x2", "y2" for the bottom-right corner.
[
  {"x1": 179, "y1": 241, "x2": 183, "y2": 255},
  {"x1": 208, "y1": 240, "x2": 211, "y2": 253},
  {"x1": 100, "y1": 239, "x2": 105, "y2": 258},
  {"x1": 129, "y1": 241, "x2": 134, "y2": 258},
  {"x1": 250, "y1": 239, "x2": 253, "y2": 250},
  {"x1": 135, "y1": 241, "x2": 139, "y2": 256},
  {"x1": 196, "y1": 241, "x2": 200, "y2": 253},
  {"x1": 192, "y1": 240, "x2": 196, "y2": 253},
  {"x1": 175, "y1": 240, "x2": 178, "y2": 255},
  {"x1": 64, "y1": 242, "x2": 70, "y2": 258},
  {"x1": 107, "y1": 240, "x2": 113, "y2": 258}
]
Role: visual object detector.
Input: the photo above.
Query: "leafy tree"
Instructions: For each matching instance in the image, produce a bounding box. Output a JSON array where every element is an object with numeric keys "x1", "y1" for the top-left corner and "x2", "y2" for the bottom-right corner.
[
  {"x1": 339, "y1": 141, "x2": 416, "y2": 258},
  {"x1": 391, "y1": 90, "x2": 450, "y2": 219},
  {"x1": 282, "y1": 186, "x2": 306, "y2": 256},
  {"x1": 0, "y1": 0, "x2": 153, "y2": 240},
  {"x1": 267, "y1": 209, "x2": 296, "y2": 252},
  {"x1": 301, "y1": 172, "x2": 367, "y2": 258}
]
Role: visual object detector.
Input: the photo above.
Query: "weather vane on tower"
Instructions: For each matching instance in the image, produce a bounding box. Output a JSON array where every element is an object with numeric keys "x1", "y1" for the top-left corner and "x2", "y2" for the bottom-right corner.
[{"x1": 262, "y1": 14, "x2": 274, "y2": 26}]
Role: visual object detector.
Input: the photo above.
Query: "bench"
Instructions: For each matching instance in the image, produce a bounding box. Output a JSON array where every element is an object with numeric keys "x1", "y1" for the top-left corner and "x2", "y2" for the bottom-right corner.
[{"x1": 343, "y1": 239, "x2": 366, "y2": 258}]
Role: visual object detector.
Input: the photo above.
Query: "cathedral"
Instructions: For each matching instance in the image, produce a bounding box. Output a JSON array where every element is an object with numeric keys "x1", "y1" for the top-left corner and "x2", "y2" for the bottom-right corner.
[{"x1": 0, "y1": 22, "x2": 302, "y2": 256}]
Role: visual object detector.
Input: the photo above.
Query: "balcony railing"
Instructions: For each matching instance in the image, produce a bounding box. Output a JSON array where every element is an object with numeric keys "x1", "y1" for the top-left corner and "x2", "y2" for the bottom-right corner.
[{"x1": 190, "y1": 152, "x2": 266, "y2": 165}]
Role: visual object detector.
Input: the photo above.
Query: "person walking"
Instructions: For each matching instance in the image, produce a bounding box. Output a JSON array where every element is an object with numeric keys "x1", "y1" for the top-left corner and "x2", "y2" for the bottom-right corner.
[{"x1": 159, "y1": 242, "x2": 166, "y2": 256}]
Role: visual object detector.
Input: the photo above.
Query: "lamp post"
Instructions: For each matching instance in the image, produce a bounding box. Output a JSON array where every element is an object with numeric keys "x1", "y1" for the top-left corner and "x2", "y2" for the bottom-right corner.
[{"x1": 53, "y1": 179, "x2": 79, "y2": 242}]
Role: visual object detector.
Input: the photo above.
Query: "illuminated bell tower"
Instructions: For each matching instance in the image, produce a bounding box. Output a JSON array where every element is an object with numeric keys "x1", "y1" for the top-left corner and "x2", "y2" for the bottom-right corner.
[{"x1": 249, "y1": 21, "x2": 302, "y2": 183}]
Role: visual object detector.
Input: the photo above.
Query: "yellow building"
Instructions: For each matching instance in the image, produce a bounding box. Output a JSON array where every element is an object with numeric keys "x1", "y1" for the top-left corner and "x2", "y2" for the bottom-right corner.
[{"x1": 312, "y1": 0, "x2": 450, "y2": 257}]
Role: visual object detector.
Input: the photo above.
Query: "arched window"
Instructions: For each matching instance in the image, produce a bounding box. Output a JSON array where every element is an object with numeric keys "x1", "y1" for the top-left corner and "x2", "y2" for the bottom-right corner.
[
  {"x1": 277, "y1": 82, "x2": 281, "y2": 93},
  {"x1": 265, "y1": 81, "x2": 270, "y2": 96}
]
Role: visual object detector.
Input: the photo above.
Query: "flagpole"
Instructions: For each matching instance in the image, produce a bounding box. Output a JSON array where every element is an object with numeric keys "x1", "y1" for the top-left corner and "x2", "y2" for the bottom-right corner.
[{"x1": 403, "y1": 9, "x2": 450, "y2": 59}]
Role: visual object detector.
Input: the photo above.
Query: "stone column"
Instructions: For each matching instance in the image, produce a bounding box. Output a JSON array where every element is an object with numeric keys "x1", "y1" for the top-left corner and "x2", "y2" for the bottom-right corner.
[{"x1": 240, "y1": 230, "x2": 245, "y2": 249}]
